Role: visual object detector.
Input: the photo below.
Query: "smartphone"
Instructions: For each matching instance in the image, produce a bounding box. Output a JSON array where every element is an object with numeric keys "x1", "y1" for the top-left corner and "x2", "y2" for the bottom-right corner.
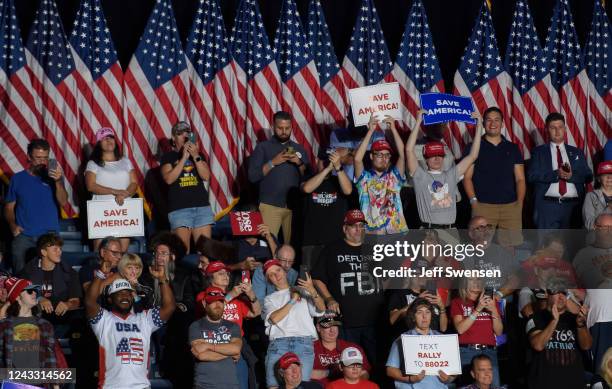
[
  {"x1": 561, "y1": 162, "x2": 571, "y2": 173},
  {"x1": 425, "y1": 280, "x2": 437, "y2": 295},
  {"x1": 325, "y1": 148, "x2": 335, "y2": 156},
  {"x1": 298, "y1": 264, "x2": 308, "y2": 281},
  {"x1": 484, "y1": 287, "x2": 494, "y2": 298},
  {"x1": 48, "y1": 158, "x2": 58, "y2": 172},
  {"x1": 188, "y1": 131, "x2": 196, "y2": 144},
  {"x1": 286, "y1": 146, "x2": 295, "y2": 155},
  {"x1": 241, "y1": 270, "x2": 250, "y2": 283}
]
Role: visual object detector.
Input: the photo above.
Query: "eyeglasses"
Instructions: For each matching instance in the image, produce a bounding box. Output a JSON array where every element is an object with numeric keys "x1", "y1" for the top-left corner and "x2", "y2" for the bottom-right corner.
[
  {"x1": 546, "y1": 289, "x2": 567, "y2": 296},
  {"x1": 278, "y1": 258, "x2": 294, "y2": 265},
  {"x1": 106, "y1": 249, "x2": 124, "y2": 258},
  {"x1": 345, "y1": 363, "x2": 363, "y2": 369},
  {"x1": 372, "y1": 152, "x2": 391, "y2": 159},
  {"x1": 25, "y1": 289, "x2": 38, "y2": 295},
  {"x1": 471, "y1": 224, "x2": 493, "y2": 231},
  {"x1": 594, "y1": 224, "x2": 612, "y2": 231},
  {"x1": 155, "y1": 251, "x2": 171, "y2": 257}
]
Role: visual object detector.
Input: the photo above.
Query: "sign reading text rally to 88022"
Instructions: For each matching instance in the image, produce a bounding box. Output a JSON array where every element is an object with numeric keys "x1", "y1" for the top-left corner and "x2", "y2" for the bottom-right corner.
[
  {"x1": 401, "y1": 334, "x2": 462, "y2": 376},
  {"x1": 86, "y1": 198, "x2": 145, "y2": 239}
]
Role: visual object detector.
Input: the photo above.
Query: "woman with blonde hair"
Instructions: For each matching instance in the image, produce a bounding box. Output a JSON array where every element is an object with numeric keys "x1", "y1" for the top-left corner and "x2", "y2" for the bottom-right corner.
[
  {"x1": 592, "y1": 347, "x2": 612, "y2": 389},
  {"x1": 450, "y1": 277, "x2": 503, "y2": 387},
  {"x1": 117, "y1": 253, "x2": 153, "y2": 311}
]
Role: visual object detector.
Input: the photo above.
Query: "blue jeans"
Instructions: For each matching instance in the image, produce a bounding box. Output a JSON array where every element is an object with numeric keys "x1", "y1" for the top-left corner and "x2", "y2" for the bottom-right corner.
[
  {"x1": 168, "y1": 206, "x2": 214, "y2": 229},
  {"x1": 265, "y1": 336, "x2": 314, "y2": 388},
  {"x1": 459, "y1": 346, "x2": 500, "y2": 387},
  {"x1": 237, "y1": 355, "x2": 248, "y2": 389},
  {"x1": 11, "y1": 234, "x2": 38, "y2": 274}
]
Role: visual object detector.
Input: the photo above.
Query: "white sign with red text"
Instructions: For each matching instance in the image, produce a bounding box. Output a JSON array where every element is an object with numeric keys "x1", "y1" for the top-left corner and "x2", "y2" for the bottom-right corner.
[
  {"x1": 401, "y1": 334, "x2": 461, "y2": 376},
  {"x1": 348, "y1": 82, "x2": 402, "y2": 126},
  {"x1": 87, "y1": 198, "x2": 145, "y2": 239}
]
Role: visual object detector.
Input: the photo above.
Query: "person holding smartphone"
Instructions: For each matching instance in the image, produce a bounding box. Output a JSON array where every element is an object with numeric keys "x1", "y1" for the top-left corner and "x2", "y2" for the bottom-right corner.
[
  {"x1": 161, "y1": 121, "x2": 213, "y2": 253},
  {"x1": 5, "y1": 139, "x2": 68, "y2": 274},
  {"x1": 85, "y1": 127, "x2": 138, "y2": 252}
]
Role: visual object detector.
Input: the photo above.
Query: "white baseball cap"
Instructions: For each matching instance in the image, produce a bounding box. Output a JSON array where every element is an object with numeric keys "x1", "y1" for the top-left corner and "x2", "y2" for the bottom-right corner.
[
  {"x1": 340, "y1": 347, "x2": 363, "y2": 366},
  {"x1": 107, "y1": 278, "x2": 134, "y2": 295}
]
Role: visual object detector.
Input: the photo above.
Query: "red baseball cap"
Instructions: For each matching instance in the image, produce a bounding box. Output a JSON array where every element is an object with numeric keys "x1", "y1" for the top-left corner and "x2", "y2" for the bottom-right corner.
[
  {"x1": 278, "y1": 352, "x2": 301, "y2": 370},
  {"x1": 205, "y1": 261, "x2": 229, "y2": 276},
  {"x1": 534, "y1": 257, "x2": 559, "y2": 270},
  {"x1": 199, "y1": 286, "x2": 226, "y2": 305},
  {"x1": 597, "y1": 161, "x2": 612, "y2": 176},
  {"x1": 423, "y1": 141, "x2": 446, "y2": 159},
  {"x1": 343, "y1": 209, "x2": 366, "y2": 225},
  {"x1": 6, "y1": 277, "x2": 39, "y2": 303},
  {"x1": 263, "y1": 259, "x2": 282, "y2": 275},
  {"x1": 371, "y1": 139, "x2": 392, "y2": 153}
]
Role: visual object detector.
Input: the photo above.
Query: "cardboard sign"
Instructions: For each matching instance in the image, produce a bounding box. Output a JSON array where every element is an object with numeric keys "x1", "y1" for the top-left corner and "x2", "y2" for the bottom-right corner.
[
  {"x1": 420, "y1": 93, "x2": 476, "y2": 125},
  {"x1": 348, "y1": 82, "x2": 402, "y2": 126},
  {"x1": 401, "y1": 334, "x2": 461, "y2": 376},
  {"x1": 230, "y1": 211, "x2": 263, "y2": 236},
  {"x1": 87, "y1": 198, "x2": 145, "y2": 239}
]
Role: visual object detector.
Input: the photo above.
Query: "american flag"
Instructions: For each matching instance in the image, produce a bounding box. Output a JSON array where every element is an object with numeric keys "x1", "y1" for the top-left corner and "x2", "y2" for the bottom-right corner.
[
  {"x1": 123, "y1": 0, "x2": 189, "y2": 189},
  {"x1": 25, "y1": 0, "x2": 80, "y2": 216},
  {"x1": 69, "y1": 0, "x2": 124, "y2": 147},
  {"x1": 273, "y1": 0, "x2": 322, "y2": 163},
  {"x1": 307, "y1": 0, "x2": 346, "y2": 128},
  {"x1": 115, "y1": 337, "x2": 144, "y2": 365},
  {"x1": 230, "y1": 0, "x2": 282, "y2": 158},
  {"x1": 543, "y1": 0, "x2": 589, "y2": 155},
  {"x1": 342, "y1": 0, "x2": 394, "y2": 91},
  {"x1": 504, "y1": 0, "x2": 555, "y2": 158},
  {"x1": 391, "y1": 0, "x2": 444, "y2": 131},
  {"x1": 185, "y1": 0, "x2": 240, "y2": 216},
  {"x1": 0, "y1": 0, "x2": 41, "y2": 180},
  {"x1": 449, "y1": 1, "x2": 512, "y2": 158},
  {"x1": 583, "y1": 0, "x2": 611, "y2": 162}
]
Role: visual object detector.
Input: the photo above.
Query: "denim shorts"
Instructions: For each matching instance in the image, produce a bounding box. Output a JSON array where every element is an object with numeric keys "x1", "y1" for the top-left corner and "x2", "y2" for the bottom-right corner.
[
  {"x1": 168, "y1": 206, "x2": 214, "y2": 230},
  {"x1": 265, "y1": 336, "x2": 314, "y2": 387}
]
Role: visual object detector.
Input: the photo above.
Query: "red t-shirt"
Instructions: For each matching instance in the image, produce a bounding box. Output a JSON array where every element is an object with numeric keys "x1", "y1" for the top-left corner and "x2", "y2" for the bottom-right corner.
[
  {"x1": 450, "y1": 297, "x2": 498, "y2": 346},
  {"x1": 312, "y1": 339, "x2": 371, "y2": 385},
  {"x1": 222, "y1": 297, "x2": 251, "y2": 336},
  {"x1": 327, "y1": 379, "x2": 379, "y2": 389}
]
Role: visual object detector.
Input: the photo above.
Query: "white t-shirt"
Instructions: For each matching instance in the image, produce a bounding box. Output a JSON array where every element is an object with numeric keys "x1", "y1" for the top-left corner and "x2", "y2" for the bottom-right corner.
[
  {"x1": 89, "y1": 307, "x2": 164, "y2": 389},
  {"x1": 585, "y1": 289, "x2": 612, "y2": 328},
  {"x1": 263, "y1": 288, "x2": 323, "y2": 340},
  {"x1": 86, "y1": 158, "x2": 133, "y2": 200}
]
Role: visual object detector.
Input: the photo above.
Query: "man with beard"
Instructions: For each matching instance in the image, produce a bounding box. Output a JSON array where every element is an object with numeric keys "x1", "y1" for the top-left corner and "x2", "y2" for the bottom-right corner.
[
  {"x1": 248, "y1": 111, "x2": 309, "y2": 244},
  {"x1": 4, "y1": 139, "x2": 68, "y2": 273},
  {"x1": 189, "y1": 286, "x2": 242, "y2": 389},
  {"x1": 311, "y1": 209, "x2": 384, "y2": 366},
  {"x1": 526, "y1": 280, "x2": 592, "y2": 389},
  {"x1": 84, "y1": 260, "x2": 175, "y2": 389},
  {"x1": 354, "y1": 114, "x2": 408, "y2": 235}
]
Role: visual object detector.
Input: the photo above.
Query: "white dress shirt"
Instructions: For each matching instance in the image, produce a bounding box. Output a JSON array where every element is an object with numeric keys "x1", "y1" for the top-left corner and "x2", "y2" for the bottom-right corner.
[{"x1": 545, "y1": 142, "x2": 578, "y2": 198}]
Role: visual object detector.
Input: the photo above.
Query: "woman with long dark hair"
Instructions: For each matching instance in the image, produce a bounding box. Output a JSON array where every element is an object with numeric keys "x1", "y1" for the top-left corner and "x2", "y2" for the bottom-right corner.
[{"x1": 85, "y1": 127, "x2": 138, "y2": 252}]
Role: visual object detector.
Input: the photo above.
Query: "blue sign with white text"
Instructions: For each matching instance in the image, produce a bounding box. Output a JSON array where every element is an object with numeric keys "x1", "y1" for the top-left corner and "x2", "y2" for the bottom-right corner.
[{"x1": 419, "y1": 93, "x2": 476, "y2": 125}]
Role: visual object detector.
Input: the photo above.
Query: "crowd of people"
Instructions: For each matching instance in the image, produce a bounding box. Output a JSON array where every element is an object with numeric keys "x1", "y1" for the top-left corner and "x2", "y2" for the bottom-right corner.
[{"x1": 0, "y1": 107, "x2": 611, "y2": 389}]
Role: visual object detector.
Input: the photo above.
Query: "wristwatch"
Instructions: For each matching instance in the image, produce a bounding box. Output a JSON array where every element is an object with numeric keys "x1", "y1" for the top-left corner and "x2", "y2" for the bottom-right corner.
[{"x1": 469, "y1": 197, "x2": 478, "y2": 204}]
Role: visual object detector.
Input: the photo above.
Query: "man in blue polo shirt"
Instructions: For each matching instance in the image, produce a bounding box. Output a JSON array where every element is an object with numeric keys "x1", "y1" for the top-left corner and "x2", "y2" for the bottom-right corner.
[
  {"x1": 4, "y1": 139, "x2": 68, "y2": 273},
  {"x1": 463, "y1": 107, "x2": 525, "y2": 247}
]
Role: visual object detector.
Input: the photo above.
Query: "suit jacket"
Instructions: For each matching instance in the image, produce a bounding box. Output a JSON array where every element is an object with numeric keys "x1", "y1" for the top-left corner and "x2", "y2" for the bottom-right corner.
[{"x1": 527, "y1": 143, "x2": 592, "y2": 205}]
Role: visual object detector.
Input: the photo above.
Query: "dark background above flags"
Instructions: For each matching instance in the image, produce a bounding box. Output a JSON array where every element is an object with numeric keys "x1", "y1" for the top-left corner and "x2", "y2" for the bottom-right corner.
[{"x1": 13, "y1": 0, "x2": 612, "y2": 92}]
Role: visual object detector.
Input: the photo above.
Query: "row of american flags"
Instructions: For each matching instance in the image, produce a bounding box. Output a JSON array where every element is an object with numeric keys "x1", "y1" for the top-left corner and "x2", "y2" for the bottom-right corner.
[{"x1": 0, "y1": 0, "x2": 609, "y2": 219}]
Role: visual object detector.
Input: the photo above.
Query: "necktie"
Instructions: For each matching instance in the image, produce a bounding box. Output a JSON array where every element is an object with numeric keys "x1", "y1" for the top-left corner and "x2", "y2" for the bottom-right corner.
[{"x1": 557, "y1": 146, "x2": 567, "y2": 196}]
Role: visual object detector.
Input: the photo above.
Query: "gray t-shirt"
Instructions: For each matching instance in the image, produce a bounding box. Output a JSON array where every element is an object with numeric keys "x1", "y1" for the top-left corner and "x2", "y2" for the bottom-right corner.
[
  {"x1": 463, "y1": 243, "x2": 519, "y2": 290},
  {"x1": 412, "y1": 166, "x2": 459, "y2": 225},
  {"x1": 11, "y1": 316, "x2": 41, "y2": 368},
  {"x1": 188, "y1": 318, "x2": 241, "y2": 388}
]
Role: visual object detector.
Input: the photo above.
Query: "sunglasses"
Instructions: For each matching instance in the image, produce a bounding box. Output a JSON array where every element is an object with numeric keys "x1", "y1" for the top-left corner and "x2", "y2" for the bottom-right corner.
[
  {"x1": 25, "y1": 289, "x2": 38, "y2": 295},
  {"x1": 207, "y1": 291, "x2": 224, "y2": 297},
  {"x1": 546, "y1": 289, "x2": 567, "y2": 296}
]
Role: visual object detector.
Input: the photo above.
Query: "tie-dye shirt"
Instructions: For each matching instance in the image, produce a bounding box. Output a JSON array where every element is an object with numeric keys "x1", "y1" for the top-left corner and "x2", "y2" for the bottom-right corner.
[{"x1": 356, "y1": 167, "x2": 408, "y2": 235}]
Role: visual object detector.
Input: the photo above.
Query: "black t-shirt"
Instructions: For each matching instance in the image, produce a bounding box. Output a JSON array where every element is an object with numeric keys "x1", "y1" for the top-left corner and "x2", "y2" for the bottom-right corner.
[
  {"x1": 387, "y1": 289, "x2": 442, "y2": 337},
  {"x1": 311, "y1": 240, "x2": 384, "y2": 328},
  {"x1": 526, "y1": 310, "x2": 585, "y2": 389},
  {"x1": 160, "y1": 151, "x2": 210, "y2": 212},
  {"x1": 302, "y1": 175, "x2": 349, "y2": 246}
]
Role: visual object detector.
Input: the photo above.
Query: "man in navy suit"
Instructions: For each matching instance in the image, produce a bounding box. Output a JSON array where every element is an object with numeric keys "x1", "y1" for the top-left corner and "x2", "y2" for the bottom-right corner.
[{"x1": 527, "y1": 112, "x2": 592, "y2": 229}]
